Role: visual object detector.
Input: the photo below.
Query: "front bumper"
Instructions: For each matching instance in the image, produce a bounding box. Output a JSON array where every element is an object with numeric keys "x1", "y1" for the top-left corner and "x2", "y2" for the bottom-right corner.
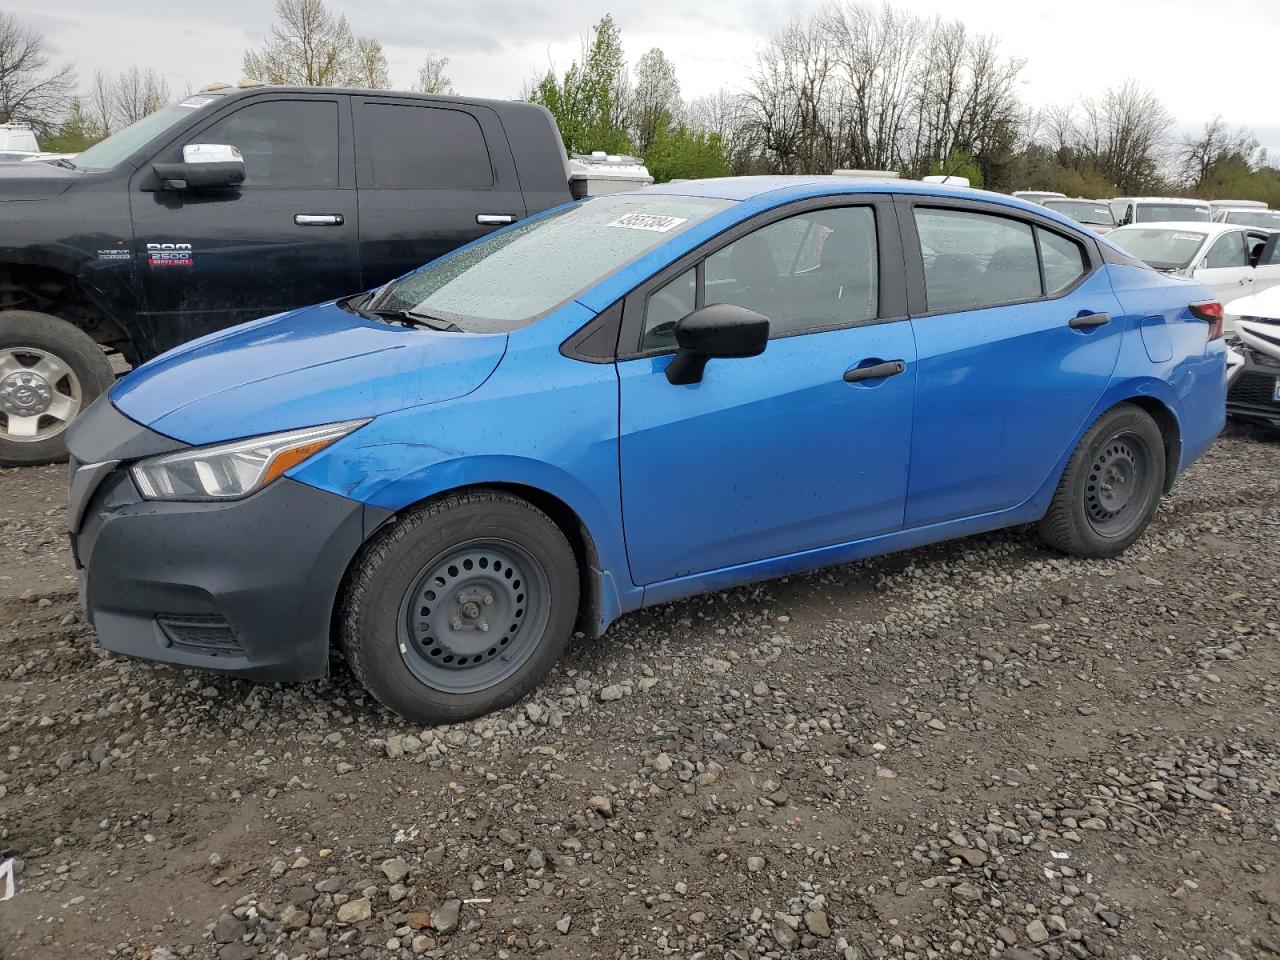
[
  {"x1": 67, "y1": 397, "x2": 390, "y2": 681},
  {"x1": 1226, "y1": 344, "x2": 1280, "y2": 428}
]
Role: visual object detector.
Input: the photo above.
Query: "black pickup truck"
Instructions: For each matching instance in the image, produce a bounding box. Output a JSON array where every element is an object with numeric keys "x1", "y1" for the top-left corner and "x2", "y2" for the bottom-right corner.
[{"x1": 0, "y1": 85, "x2": 574, "y2": 465}]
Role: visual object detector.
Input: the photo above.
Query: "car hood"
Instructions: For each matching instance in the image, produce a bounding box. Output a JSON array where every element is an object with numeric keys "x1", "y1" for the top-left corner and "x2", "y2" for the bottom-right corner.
[
  {"x1": 0, "y1": 161, "x2": 79, "y2": 201},
  {"x1": 1225, "y1": 286, "x2": 1280, "y2": 320},
  {"x1": 111, "y1": 300, "x2": 508, "y2": 446}
]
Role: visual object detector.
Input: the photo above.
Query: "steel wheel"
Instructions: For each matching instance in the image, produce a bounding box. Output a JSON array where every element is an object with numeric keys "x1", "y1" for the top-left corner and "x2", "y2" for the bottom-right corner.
[
  {"x1": 0, "y1": 346, "x2": 82, "y2": 443},
  {"x1": 396, "y1": 538, "x2": 551, "y2": 694},
  {"x1": 1083, "y1": 431, "x2": 1156, "y2": 539}
]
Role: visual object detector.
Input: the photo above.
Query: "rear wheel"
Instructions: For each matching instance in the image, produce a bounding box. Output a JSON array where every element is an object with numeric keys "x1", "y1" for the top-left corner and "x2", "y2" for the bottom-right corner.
[
  {"x1": 0, "y1": 311, "x2": 115, "y2": 467},
  {"x1": 1038, "y1": 404, "x2": 1166, "y2": 558},
  {"x1": 339, "y1": 490, "x2": 579, "y2": 724}
]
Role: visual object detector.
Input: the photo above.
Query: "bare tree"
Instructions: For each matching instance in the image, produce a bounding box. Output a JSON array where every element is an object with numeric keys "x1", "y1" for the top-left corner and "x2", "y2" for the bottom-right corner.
[
  {"x1": 1179, "y1": 116, "x2": 1258, "y2": 188},
  {"x1": 87, "y1": 70, "x2": 115, "y2": 137},
  {"x1": 111, "y1": 67, "x2": 171, "y2": 126},
  {"x1": 686, "y1": 89, "x2": 754, "y2": 165},
  {"x1": 0, "y1": 12, "x2": 75, "y2": 135},
  {"x1": 352, "y1": 37, "x2": 390, "y2": 89},
  {"x1": 1078, "y1": 80, "x2": 1173, "y2": 192},
  {"x1": 242, "y1": 0, "x2": 383, "y2": 88},
  {"x1": 415, "y1": 53, "x2": 454, "y2": 95},
  {"x1": 630, "y1": 48, "x2": 680, "y2": 154}
]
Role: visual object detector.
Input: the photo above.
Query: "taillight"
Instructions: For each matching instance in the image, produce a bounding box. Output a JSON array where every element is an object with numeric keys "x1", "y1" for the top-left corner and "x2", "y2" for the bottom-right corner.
[{"x1": 1190, "y1": 300, "x2": 1224, "y2": 340}]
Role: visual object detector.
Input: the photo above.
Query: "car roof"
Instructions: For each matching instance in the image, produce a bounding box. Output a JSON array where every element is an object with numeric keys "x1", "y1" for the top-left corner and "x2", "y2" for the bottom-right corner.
[
  {"x1": 1111, "y1": 221, "x2": 1250, "y2": 236},
  {"x1": 644, "y1": 174, "x2": 1069, "y2": 214}
]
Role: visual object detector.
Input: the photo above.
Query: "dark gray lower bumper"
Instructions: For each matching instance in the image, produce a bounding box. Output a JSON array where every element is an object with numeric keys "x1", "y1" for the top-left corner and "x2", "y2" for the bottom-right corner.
[
  {"x1": 1227, "y1": 349, "x2": 1280, "y2": 428},
  {"x1": 67, "y1": 397, "x2": 390, "y2": 681}
]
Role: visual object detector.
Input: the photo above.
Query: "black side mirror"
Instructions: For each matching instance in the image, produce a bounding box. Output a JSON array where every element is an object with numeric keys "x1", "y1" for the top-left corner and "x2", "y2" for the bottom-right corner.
[{"x1": 665, "y1": 303, "x2": 769, "y2": 385}]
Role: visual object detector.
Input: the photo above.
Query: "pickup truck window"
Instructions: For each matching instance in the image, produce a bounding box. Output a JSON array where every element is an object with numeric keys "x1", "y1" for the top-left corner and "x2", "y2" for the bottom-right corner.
[
  {"x1": 369, "y1": 194, "x2": 730, "y2": 334},
  {"x1": 196, "y1": 100, "x2": 339, "y2": 189},
  {"x1": 74, "y1": 103, "x2": 203, "y2": 172},
  {"x1": 362, "y1": 103, "x2": 493, "y2": 190}
]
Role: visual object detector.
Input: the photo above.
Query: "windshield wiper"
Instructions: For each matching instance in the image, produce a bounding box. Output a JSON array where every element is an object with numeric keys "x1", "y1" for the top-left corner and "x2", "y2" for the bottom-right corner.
[
  {"x1": 372, "y1": 306, "x2": 465, "y2": 332},
  {"x1": 47, "y1": 157, "x2": 76, "y2": 170}
]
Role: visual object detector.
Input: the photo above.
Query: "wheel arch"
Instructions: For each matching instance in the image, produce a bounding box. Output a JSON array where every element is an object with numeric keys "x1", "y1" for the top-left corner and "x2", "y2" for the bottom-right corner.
[
  {"x1": 1122, "y1": 394, "x2": 1182, "y2": 493},
  {"x1": 0, "y1": 259, "x2": 135, "y2": 359},
  {"x1": 360, "y1": 481, "x2": 623, "y2": 640}
]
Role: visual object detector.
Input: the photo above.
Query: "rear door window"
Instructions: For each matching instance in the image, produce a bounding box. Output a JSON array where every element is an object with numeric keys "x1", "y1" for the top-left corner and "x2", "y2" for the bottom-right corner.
[
  {"x1": 1203, "y1": 231, "x2": 1250, "y2": 268},
  {"x1": 1038, "y1": 228, "x2": 1088, "y2": 295},
  {"x1": 914, "y1": 208, "x2": 1041, "y2": 311},
  {"x1": 360, "y1": 103, "x2": 493, "y2": 189}
]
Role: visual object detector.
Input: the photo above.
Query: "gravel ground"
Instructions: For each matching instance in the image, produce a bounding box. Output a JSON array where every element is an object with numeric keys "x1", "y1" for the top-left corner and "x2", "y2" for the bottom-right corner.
[{"x1": 2, "y1": 425, "x2": 1279, "y2": 960}]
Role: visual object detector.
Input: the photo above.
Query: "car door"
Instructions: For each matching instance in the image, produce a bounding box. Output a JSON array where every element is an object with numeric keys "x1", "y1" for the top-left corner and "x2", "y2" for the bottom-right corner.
[
  {"x1": 1193, "y1": 229, "x2": 1254, "y2": 302},
  {"x1": 616, "y1": 198, "x2": 917, "y2": 586},
  {"x1": 1249, "y1": 232, "x2": 1280, "y2": 295},
  {"x1": 897, "y1": 198, "x2": 1126, "y2": 527},
  {"x1": 352, "y1": 97, "x2": 527, "y2": 289},
  {"x1": 129, "y1": 94, "x2": 360, "y2": 355}
]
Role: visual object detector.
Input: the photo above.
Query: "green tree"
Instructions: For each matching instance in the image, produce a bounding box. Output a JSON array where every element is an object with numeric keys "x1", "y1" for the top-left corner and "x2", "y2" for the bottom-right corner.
[
  {"x1": 529, "y1": 15, "x2": 632, "y2": 155},
  {"x1": 43, "y1": 98, "x2": 102, "y2": 152},
  {"x1": 928, "y1": 151, "x2": 983, "y2": 189},
  {"x1": 645, "y1": 124, "x2": 731, "y2": 183},
  {"x1": 631, "y1": 47, "x2": 679, "y2": 154}
]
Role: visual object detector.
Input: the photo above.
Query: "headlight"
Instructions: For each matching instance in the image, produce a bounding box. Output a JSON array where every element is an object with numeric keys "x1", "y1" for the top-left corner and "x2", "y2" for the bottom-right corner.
[{"x1": 131, "y1": 419, "x2": 368, "y2": 501}]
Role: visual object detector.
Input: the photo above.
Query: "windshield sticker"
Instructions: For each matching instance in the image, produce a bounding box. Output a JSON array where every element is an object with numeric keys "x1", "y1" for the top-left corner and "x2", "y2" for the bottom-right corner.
[
  {"x1": 605, "y1": 214, "x2": 689, "y2": 233},
  {"x1": 1172, "y1": 233, "x2": 1203, "y2": 241},
  {"x1": 178, "y1": 95, "x2": 218, "y2": 109},
  {"x1": 147, "y1": 242, "x2": 194, "y2": 268}
]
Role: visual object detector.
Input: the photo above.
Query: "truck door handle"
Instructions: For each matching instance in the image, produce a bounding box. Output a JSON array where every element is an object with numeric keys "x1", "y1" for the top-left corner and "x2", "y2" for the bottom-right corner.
[
  {"x1": 1068, "y1": 312, "x2": 1110, "y2": 329},
  {"x1": 476, "y1": 214, "x2": 517, "y2": 225},
  {"x1": 843, "y1": 360, "x2": 905, "y2": 383},
  {"x1": 294, "y1": 214, "x2": 344, "y2": 226}
]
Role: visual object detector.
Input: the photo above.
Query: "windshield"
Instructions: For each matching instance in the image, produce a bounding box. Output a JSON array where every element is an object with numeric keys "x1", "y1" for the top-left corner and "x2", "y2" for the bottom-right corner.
[
  {"x1": 369, "y1": 194, "x2": 731, "y2": 333},
  {"x1": 1224, "y1": 210, "x2": 1280, "y2": 229},
  {"x1": 1110, "y1": 228, "x2": 1206, "y2": 270},
  {"x1": 1043, "y1": 200, "x2": 1115, "y2": 225},
  {"x1": 73, "y1": 95, "x2": 225, "y2": 172},
  {"x1": 1135, "y1": 203, "x2": 1211, "y2": 224}
]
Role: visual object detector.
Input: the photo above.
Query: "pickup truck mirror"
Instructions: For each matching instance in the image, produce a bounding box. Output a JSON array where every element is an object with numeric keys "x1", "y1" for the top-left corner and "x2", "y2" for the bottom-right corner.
[{"x1": 152, "y1": 144, "x2": 245, "y2": 191}]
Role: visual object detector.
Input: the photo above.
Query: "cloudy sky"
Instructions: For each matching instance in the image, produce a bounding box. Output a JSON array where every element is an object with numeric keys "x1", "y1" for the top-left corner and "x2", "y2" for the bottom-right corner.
[{"x1": 12, "y1": 0, "x2": 1280, "y2": 156}]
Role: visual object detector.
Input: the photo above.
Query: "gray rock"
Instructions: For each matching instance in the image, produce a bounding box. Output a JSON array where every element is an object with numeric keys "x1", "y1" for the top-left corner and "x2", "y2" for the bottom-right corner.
[
  {"x1": 381, "y1": 856, "x2": 411, "y2": 883},
  {"x1": 746, "y1": 855, "x2": 766, "y2": 873},
  {"x1": 952, "y1": 881, "x2": 982, "y2": 902},
  {"x1": 213, "y1": 914, "x2": 246, "y2": 944},
  {"x1": 600, "y1": 685, "x2": 625, "y2": 702},
  {"x1": 804, "y1": 911, "x2": 831, "y2": 937},
  {"x1": 432, "y1": 899, "x2": 462, "y2": 933},
  {"x1": 336, "y1": 897, "x2": 371, "y2": 924},
  {"x1": 1026, "y1": 918, "x2": 1049, "y2": 944},
  {"x1": 555, "y1": 915, "x2": 572, "y2": 934}
]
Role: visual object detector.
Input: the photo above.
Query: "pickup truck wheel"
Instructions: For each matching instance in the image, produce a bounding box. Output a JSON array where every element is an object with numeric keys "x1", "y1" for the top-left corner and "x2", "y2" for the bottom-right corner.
[
  {"x1": 0, "y1": 311, "x2": 115, "y2": 467},
  {"x1": 339, "y1": 490, "x2": 579, "y2": 724}
]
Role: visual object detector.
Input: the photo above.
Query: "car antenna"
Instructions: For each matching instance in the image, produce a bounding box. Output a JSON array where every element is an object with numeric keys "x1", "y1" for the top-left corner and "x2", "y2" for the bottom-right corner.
[{"x1": 936, "y1": 154, "x2": 970, "y2": 185}]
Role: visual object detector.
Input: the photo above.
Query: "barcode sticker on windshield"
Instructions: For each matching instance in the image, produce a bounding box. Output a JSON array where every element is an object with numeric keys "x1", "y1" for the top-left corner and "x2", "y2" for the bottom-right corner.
[
  {"x1": 606, "y1": 214, "x2": 688, "y2": 233},
  {"x1": 1173, "y1": 233, "x2": 1203, "y2": 241}
]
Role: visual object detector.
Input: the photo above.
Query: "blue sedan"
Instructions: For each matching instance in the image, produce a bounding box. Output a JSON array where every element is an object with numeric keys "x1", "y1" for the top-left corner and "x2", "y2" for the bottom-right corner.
[{"x1": 67, "y1": 177, "x2": 1228, "y2": 722}]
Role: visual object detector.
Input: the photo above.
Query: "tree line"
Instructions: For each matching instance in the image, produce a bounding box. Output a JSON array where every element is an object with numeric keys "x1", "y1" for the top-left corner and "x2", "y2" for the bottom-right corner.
[{"x1": 1, "y1": 0, "x2": 1277, "y2": 203}]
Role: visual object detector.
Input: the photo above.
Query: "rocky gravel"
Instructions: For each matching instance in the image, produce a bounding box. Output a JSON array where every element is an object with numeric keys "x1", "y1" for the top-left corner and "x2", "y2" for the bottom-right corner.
[{"x1": 1, "y1": 424, "x2": 1279, "y2": 960}]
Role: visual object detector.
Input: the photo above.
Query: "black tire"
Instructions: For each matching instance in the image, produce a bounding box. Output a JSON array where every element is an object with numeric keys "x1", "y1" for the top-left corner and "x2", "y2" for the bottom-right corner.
[
  {"x1": 339, "y1": 489, "x2": 579, "y2": 724},
  {"x1": 1038, "y1": 404, "x2": 1166, "y2": 558},
  {"x1": 0, "y1": 310, "x2": 115, "y2": 467}
]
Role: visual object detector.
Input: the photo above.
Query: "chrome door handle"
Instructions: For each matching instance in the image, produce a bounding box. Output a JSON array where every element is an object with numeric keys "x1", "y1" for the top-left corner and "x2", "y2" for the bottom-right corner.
[
  {"x1": 476, "y1": 214, "x2": 517, "y2": 225},
  {"x1": 294, "y1": 214, "x2": 344, "y2": 226}
]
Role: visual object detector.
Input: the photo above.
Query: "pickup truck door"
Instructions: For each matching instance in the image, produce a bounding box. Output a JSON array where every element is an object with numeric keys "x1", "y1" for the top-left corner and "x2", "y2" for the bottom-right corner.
[
  {"x1": 129, "y1": 94, "x2": 360, "y2": 356},
  {"x1": 352, "y1": 97, "x2": 528, "y2": 287}
]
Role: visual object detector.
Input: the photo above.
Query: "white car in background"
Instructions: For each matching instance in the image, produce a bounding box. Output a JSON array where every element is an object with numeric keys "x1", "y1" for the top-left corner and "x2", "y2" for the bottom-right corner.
[
  {"x1": 1108, "y1": 222, "x2": 1280, "y2": 323},
  {"x1": 1211, "y1": 199, "x2": 1267, "y2": 220},
  {"x1": 1040, "y1": 197, "x2": 1117, "y2": 234},
  {"x1": 1223, "y1": 284, "x2": 1280, "y2": 427},
  {"x1": 1216, "y1": 208, "x2": 1280, "y2": 230},
  {"x1": 1012, "y1": 190, "x2": 1066, "y2": 205},
  {"x1": 1110, "y1": 196, "x2": 1212, "y2": 226}
]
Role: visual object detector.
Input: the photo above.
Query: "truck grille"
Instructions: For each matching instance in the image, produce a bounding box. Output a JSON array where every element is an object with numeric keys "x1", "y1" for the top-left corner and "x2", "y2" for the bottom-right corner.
[
  {"x1": 1228, "y1": 372, "x2": 1280, "y2": 408},
  {"x1": 156, "y1": 615, "x2": 243, "y2": 656}
]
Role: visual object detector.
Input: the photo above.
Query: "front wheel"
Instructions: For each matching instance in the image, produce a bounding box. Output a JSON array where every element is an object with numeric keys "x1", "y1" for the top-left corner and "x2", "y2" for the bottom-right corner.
[
  {"x1": 1038, "y1": 404, "x2": 1166, "y2": 558},
  {"x1": 339, "y1": 490, "x2": 579, "y2": 724},
  {"x1": 0, "y1": 310, "x2": 116, "y2": 467}
]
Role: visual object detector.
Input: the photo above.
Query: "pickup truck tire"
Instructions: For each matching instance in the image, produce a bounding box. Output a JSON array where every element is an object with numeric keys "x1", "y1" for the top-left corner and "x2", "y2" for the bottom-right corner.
[
  {"x1": 339, "y1": 490, "x2": 579, "y2": 724},
  {"x1": 0, "y1": 311, "x2": 115, "y2": 467}
]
